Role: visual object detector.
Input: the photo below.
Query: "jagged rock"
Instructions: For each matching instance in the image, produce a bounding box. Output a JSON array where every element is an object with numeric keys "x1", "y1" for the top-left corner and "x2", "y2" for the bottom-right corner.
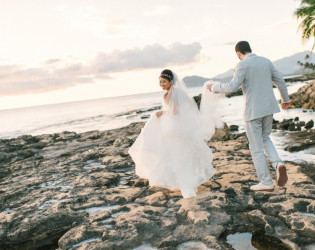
[
  {"x1": 0, "y1": 123, "x2": 314, "y2": 249},
  {"x1": 141, "y1": 115, "x2": 150, "y2": 119},
  {"x1": 58, "y1": 225, "x2": 104, "y2": 250},
  {"x1": 273, "y1": 118, "x2": 314, "y2": 131},
  {"x1": 193, "y1": 94, "x2": 202, "y2": 108},
  {"x1": 225, "y1": 88, "x2": 243, "y2": 98},
  {"x1": 229, "y1": 125, "x2": 239, "y2": 131},
  {"x1": 212, "y1": 123, "x2": 231, "y2": 141},
  {"x1": 305, "y1": 120, "x2": 314, "y2": 129},
  {"x1": 0, "y1": 208, "x2": 85, "y2": 249},
  {"x1": 283, "y1": 129, "x2": 315, "y2": 152},
  {"x1": 289, "y1": 81, "x2": 315, "y2": 110},
  {"x1": 135, "y1": 191, "x2": 168, "y2": 206}
]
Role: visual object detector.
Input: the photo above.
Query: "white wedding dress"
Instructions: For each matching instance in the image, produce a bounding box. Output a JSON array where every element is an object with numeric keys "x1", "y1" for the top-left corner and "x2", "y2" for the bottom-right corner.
[{"x1": 128, "y1": 74, "x2": 222, "y2": 198}]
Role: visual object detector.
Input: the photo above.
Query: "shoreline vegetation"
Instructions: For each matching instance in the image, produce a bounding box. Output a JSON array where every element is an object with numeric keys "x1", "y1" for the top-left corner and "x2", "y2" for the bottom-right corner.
[
  {"x1": 224, "y1": 74, "x2": 315, "y2": 98},
  {"x1": 0, "y1": 80, "x2": 314, "y2": 249},
  {"x1": 284, "y1": 73, "x2": 315, "y2": 82}
]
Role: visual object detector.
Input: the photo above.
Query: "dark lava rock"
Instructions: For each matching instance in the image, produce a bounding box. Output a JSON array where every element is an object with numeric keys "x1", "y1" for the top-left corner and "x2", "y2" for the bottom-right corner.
[
  {"x1": 0, "y1": 123, "x2": 314, "y2": 249},
  {"x1": 283, "y1": 129, "x2": 315, "y2": 152},
  {"x1": 229, "y1": 125, "x2": 239, "y2": 131},
  {"x1": 141, "y1": 115, "x2": 150, "y2": 119},
  {"x1": 193, "y1": 94, "x2": 202, "y2": 108},
  {"x1": 305, "y1": 120, "x2": 314, "y2": 129},
  {"x1": 225, "y1": 88, "x2": 243, "y2": 98}
]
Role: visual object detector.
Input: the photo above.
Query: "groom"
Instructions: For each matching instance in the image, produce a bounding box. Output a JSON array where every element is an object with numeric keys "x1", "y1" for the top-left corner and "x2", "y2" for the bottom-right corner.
[{"x1": 208, "y1": 41, "x2": 290, "y2": 192}]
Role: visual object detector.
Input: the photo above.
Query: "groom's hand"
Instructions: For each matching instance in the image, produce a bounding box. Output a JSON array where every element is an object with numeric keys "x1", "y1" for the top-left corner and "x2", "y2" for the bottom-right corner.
[
  {"x1": 281, "y1": 102, "x2": 290, "y2": 110},
  {"x1": 207, "y1": 84, "x2": 213, "y2": 92}
]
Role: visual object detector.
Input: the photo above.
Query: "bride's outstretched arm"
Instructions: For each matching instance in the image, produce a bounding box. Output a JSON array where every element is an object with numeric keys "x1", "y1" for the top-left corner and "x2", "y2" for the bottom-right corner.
[
  {"x1": 163, "y1": 91, "x2": 179, "y2": 115},
  {"x1": 156, "y1": 107, "x2": 178, "y2": 117}
]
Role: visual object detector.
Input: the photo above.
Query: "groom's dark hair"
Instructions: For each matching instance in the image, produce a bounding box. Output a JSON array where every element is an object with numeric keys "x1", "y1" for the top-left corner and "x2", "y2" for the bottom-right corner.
[{"x1": 235, "y1": 41, "x2": 252, "y2": 54}]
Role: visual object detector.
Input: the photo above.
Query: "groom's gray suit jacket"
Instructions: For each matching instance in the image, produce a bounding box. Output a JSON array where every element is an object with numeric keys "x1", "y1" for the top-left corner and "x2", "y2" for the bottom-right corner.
[{"x1": 213, "y1": 53, "x2": 290, "y2": 121}]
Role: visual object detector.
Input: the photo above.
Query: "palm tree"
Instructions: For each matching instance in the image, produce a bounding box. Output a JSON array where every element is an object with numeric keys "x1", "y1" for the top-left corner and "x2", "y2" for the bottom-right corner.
[{"x1": 294, "y1": 0, "x2": 315, "y2": 50}]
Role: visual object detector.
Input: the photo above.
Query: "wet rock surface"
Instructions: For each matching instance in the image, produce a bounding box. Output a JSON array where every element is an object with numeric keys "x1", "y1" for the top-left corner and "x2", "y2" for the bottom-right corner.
[
  {"x1": 0, "y1": 123, "x2": 314, "y2": 249},
  {"x1": 283, "y1": 129, "x2": 315, "y2": 152},
  {"x1": 273, "y1": 118, "x2": 314, "y2": 131},
  {"x1": 225, "y1": 88, "x2": 243, "y2": 98},
  {"x1": 229, "y1": 125, "x2": 239, "y2": 132},
  {"x1": 272, "y1": 117, "x2": 315, "y2": 153}
]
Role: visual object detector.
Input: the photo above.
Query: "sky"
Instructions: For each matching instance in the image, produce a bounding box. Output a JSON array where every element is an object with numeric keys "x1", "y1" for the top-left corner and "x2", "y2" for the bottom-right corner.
[{"x1": 0, "y1": 0, "x2": 313, "y2": 110}]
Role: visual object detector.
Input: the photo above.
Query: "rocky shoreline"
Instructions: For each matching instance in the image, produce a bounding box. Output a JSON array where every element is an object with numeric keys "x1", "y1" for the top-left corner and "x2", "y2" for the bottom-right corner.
[
  {"x1": 0, "y1": 122, "x2": 314, "y2": 250},
  {"x1": 284, "y1": 74, "x2": 315, "y2": 83},
  {"x1": 288, "y1": 81, "x2": 315, "y2": 110}
]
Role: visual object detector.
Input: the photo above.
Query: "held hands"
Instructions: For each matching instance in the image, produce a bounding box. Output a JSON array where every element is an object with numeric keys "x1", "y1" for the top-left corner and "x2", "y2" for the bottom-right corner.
[
  {"x1": 205, "y1": 80, "x2": 220, "y2": 92},
  {"x1": 281, "y1": 102, "x2": 290, "y2": 110},
  {"x1": 207, "y1": 84, "x2": 213, "y2": 92},
  {"x1": 156, "y1": 110, "x2": 163, "y2": 118}
]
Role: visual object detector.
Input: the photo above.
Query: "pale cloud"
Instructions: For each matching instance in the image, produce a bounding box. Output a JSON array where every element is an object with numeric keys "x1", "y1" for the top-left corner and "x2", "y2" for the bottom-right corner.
[
  {"x1": 0, "y1": 65, "x2": 22, "y2": 75},
  {"x1": 0, "y1": 65, "x2": 95, "y2": 96},
  {"x1": 89, "y1": 42, "x2": 201, "y2": 73},
  {"x1": 0, "y1": 42, "x2": 201, "y2": 96},
  {"x1": 42, "y1": 59, "x2": 62, "y2": 65},
  {"x1": 143, "y1": 5, "x2": 171, "y2": 17}
]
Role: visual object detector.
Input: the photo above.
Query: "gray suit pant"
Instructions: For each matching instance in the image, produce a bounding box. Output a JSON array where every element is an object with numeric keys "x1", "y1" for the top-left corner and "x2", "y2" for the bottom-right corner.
[{"x1": 245, "y1": 115, "x2": 282, "y2": 185}]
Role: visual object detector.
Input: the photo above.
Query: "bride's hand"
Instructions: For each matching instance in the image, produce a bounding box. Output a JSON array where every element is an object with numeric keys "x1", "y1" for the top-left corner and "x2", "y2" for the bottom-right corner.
[
  {"x1": 156, "y1": 111, "x2": 163, "y2": 118},
  {"x1": 207, "y1": 84, "x2": 213, "y2": 92},
  {"x1": 281, "y1": 102, "x2": 290, "y2": 110}
]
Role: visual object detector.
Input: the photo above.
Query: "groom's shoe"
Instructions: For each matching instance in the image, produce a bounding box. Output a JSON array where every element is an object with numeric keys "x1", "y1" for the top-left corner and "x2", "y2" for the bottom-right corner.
[
  {"x1": 250, "y1": 182, "x2": 274, "y2": 192},
  {"x1": 277, "y1": 164, "x2": 288, "y2": 187}
]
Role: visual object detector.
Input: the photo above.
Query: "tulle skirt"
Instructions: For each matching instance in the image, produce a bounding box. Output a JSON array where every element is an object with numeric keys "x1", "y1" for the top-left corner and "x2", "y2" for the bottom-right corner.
[{"x1": 128, "y1": 113, "x2": 215, "y2": 198}]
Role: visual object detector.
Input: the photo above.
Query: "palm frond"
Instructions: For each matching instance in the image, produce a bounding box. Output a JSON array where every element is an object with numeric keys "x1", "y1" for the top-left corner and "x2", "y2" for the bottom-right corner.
[{"x1": 294, "y1": 0, "x2": 315, "y2": 50}]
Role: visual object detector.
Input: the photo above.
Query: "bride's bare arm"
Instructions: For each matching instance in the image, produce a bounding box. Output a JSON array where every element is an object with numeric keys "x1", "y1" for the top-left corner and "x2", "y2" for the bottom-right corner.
[
  {"x1": 163, "y1": 92, "x2": 179, "y2": 115},
  {"x1": 155, "y1": 93, "x2": 169, "y2": 118}
]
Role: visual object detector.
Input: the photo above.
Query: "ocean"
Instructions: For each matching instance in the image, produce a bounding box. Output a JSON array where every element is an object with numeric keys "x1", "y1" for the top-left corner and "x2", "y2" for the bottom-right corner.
[{"x1": 0, "y1": 82, "x2": 314, "y2": 163}]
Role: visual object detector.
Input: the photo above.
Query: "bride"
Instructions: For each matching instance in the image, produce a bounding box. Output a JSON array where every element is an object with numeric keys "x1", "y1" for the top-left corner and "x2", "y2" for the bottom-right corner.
[{"x1": 128, "y1": 69, "x2": 222, "y2": 198}]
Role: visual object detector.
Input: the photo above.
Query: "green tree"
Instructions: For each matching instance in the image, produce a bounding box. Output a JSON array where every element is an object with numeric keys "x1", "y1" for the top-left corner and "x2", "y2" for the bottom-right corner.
[
  {"x1": 298, "y1": 59, "x2": 315, "y2": 70},
  {"x1": 294, "y1": 0, "x2": 315, "y2": 50}
]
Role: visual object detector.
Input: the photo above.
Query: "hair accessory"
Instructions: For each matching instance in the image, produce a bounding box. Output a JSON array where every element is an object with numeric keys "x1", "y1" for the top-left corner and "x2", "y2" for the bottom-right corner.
[{"x1": 161, "y1": 74, "x2": 171, "y2": 80}]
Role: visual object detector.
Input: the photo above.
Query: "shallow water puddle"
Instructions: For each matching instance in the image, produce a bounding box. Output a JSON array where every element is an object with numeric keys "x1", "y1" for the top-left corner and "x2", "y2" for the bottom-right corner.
[
  {"x1": 1, "y1": 208, "x2": 18, "y2": 214},
  {"x1": 38, "y1": 198, "x2": 72, "y2": 209},
  {"x1": 39, "y1": 179, "x2": 61, "y2": 187},
  {"x1": 305, "y1": 243, "x2": 315, "y2": 250},
  {"x1": 100, "y1": 210, "x2": 127, "y2": 227},
  {"x1": 70, "y1": 237, "x2": 102, "y2": 250},
  {"x1": 301, "y1": 212, "x2": 315, "y2": 218},
  {"x1": 226, "y1": 232, "x2": 291, "y2": 250},
  {"x1": 226, "y1": 233, "x2": 257, "y2": 250},
  {"x1": 178, "y1": 241, "x2": 212, "y2": 249},
  {"x1": 132, "y1": 244, "x2": 157, "y2": 250},
  {"x1": 118, "y1": 176, "x2": 131, "y2": 189},
  {"x1": 81, "y1": 205, "x2": 119, "y2": 216},
  {"x1": 39, "y1": 178, "x2": 72, "y2": 191},
  {"x1": 83, "y1": 160, "x2": 106, "y2": 170}
]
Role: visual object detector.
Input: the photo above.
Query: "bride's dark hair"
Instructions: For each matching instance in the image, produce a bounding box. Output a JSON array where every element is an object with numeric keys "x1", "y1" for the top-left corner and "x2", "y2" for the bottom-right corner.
[{"x1": 160, "y1": 69, "x2": 173, "y2": 81}]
